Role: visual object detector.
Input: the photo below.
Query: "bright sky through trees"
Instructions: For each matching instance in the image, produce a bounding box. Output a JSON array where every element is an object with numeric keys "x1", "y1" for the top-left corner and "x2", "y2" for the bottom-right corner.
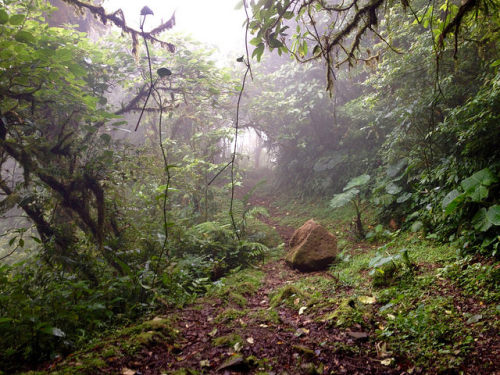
[{"x1": 103, "y1": 0, "x2": 245, "y2": 59}]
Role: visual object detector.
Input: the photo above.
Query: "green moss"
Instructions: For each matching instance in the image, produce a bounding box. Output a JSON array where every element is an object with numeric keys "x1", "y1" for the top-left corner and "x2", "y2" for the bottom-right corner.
[
  {"x1": 269, "y1": 284, "x2": 320, "y2": 310},
  {"x1": 270, "y1": 285, "x2": 303, "y2": 307},
  {"x1": 376, "y1": 296, "x2": 473, "y2": 371},
  {"x1": 49, "y1": 356, "x2": 107, "y2": 375},
  {"x1": 248, "y1": 308, "x2": 281, "y2": 324},
  {"x1": 209, "y1": 269, "x2": 264, "y2": 300},
  {"x1": 372, "y1": 262, "x2": 398, "y2": 287},
  {"x1": 212, "y1": 333, "x2": 243, "y2": 348},
  {"x1": 228, "y1": 291, "x2": 248, "y2": 307},
  {"x1": 330, "y1": 249, "x2": 376, "y2": 286},
  {"x1": 317, "y1": 298, "x2": 367, "y2": 328},
  {"x1": 38, "y1": 316, "x2": 178, "y2": 374},
  {"x1": 101, "y1": 346, "x2": 120, "y2": 359},
  {"x1": 214, "y1": 308, "x2": 248, "y2": 324}
]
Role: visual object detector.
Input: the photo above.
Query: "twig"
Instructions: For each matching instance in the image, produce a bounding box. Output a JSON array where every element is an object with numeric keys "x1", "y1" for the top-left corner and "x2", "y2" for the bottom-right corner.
[{"x1": 135, "y1": 13, "x2": 155, "y2": 132}]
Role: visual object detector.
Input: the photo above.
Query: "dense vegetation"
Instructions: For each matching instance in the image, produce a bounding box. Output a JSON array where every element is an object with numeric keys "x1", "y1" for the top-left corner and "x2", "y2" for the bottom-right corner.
[{"x1": 0, "y1": 0, "x2": 498, "y2": 373}]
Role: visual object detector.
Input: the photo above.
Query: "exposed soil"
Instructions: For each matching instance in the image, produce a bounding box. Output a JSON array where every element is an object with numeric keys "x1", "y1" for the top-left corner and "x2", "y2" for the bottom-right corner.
[
  {"x1": 99, "y1": 191, "x2": 407, "y2": 375},
  {"x1": 108, "y1": 262, "x2": 407, "y2": 375},
  {"x1": 43, "y1": 186, "x2": 499, "y2": 375}
]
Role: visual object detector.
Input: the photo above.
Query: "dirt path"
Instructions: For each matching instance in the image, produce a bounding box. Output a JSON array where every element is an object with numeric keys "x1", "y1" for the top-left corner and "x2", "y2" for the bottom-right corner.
[
  {"x1": 107, "y1": 193, "x2": 403, "y2": 375},
  {"x1": 113, "y1": 260, "x2": 401, "y2": 375}
]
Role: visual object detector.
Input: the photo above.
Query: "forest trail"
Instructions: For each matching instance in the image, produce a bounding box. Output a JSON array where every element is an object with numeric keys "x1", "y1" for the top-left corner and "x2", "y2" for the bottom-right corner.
[
  {"x1": 37, "y1": 189, "x2": 498, "y2": 375},
  {"x1": 37, "y1": 186, "x2": 499, "y2": 375},
  {"x1": 99, "y1": 191, "x2": 403, "y2": 375},
  {"x1": 114, "y1": 263, "x2": 400, "y2": 375}
]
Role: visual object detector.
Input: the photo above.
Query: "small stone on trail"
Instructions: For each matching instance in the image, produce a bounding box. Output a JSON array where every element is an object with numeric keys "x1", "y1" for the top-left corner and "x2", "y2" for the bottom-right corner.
[{"x1": 347, "y1": 331, "x2": 369, "y2": 340}]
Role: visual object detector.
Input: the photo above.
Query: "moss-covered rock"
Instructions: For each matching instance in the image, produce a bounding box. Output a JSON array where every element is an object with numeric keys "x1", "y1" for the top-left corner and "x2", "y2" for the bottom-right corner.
[{"x1": 285, "y1": 219, "x2": 338, "y2": 272}]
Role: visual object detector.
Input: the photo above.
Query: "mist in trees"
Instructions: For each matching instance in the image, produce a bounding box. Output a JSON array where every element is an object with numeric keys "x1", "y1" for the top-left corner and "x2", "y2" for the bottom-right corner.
[{"x1": 0, "y1": 0, "x2": 498, "y2": 372}]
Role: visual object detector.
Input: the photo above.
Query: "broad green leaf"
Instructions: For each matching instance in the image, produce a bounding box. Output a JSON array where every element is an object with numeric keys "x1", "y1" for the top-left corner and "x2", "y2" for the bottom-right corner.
[
  {"x1": 442, "y1": 189, "x2": 464, "y2": 214},
  {"x1": 14, "y1": 30, "x2": 35, "y2": 44},
  {"x1": 252, "y1": 43, "x2": 265, "y2": 62},
  {"x1": 369, "y1": 253, "x2": 400, "y2": 269},
  {"x1": 268, "y1": 36, "x2": 283, "y2": 49},
  {"x1": 386, "y1": 159, "x2": 407, "y2": 178},
  {"x1": 385, "y1": 182, "x2": 402, "y2": 195},
  {"x1": 329, "y1": 188, "x2": 359, "y2": 208},
  {"x1": 0, "y1": 317, "x2": 13, "y2": 325},
  {"x1": 55, "y1": 48, "x2": 73, "y2": 61},
  {"x1": 41, "y1": 327, "x2": 66, "y2": 337},
  {"x1": 486, "y1": 205, "x2": 500, "y2": 226},
  {"x1": 467, "y1": 185, "x2": 488, "y2": 202},
  {"x1": 411, "y1": 221, "x2": 423, "y2": 232},
  {"x1": 461, "y1": 168, "x2": 497, "y2": 193},
  {"x1": 472, "y1": 208, "x2": 492, "y2": 232},
  {"x1": 343, "y1": 174, "x2": 370, "y2": 191},
  {"x1": 157, "y1": 67, "x2": 172, "y2": 77},
  {"x1": 396, "y1": 192, "x2": 412, "y2": 203},
  {"x1": 466, "y1": 314, "x2": 482, "y2": 324},
  {"x1": 68, "y1": 62, "x2": 87, "y2": 77},
  {"x1": 249, "y1": 37, "x2": 262, "y2": 46},
  {"x1": 9, "y1": 14, "x2": 25, "y2": 25},
  {"x1": 0, "y1": 9, "x2": 9, "y2": 24},
  {"x1": 100, "y1": 133, "x2": 111, "y2": 144}
]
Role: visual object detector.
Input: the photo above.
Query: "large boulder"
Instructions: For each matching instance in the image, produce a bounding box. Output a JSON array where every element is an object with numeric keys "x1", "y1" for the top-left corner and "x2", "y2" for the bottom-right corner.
[{"x1": 285, "y1": 219, "x2": 338, "y2": 272}]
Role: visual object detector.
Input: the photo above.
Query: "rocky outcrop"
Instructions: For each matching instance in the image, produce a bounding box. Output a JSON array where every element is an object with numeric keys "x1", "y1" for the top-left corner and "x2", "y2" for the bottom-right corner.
[{"x1": 285, "y1": 219, "x2": 338, "y2": 272}]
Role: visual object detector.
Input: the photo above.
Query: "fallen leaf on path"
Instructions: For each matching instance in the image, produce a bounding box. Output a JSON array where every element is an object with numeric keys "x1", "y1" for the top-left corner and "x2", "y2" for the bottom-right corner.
[
  {"x1": 199, "y1": 360, "x2": 210, "y2": 367},
  {"x1": 294, "y1": 327, "x2": 310, "y2": 337},
  {"x1": 381, "y1": 358, "x2": 394, "y2": 366},
  {"x1": 208, "y1": 328, "x2": 218, "y2": 337},
  {"x1": 358, "y1": 296, "x2": 376, "y2": 304},
  {"x1": 299, "y1": 306, "x2": 307, "y2": 315},
  {"x1": 466, "y1": 314, "x2": 482, "y2": 324},
  {"x1": 246, "y1": 337, "x2": 254, "y2": 344},
  {"x1": 121, "y1": 369, "x2": 135, "y2": 375}
]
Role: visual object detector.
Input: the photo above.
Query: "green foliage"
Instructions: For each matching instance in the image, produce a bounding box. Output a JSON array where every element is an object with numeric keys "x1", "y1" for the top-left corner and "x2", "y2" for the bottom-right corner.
[
  {"x1": 377, "y1": 298, "x2": 472, "y2": 370},
  {"x1": 369, "y1": 248, "x2": 415, "y2": 287},
  {"x1": 175, "y1": 222, "x2": 268, "y2": 279},
  {"x1": 318, "y1": 298, "x2": 367, "y2": 328},
  {"x1": 330, "y1": 174, "x2": 371, "y2": 238},
  {"x1": 439, "y1": 258, "x2": 500, "y2": 302},
  {"x1": 0, "y1": 257, "x2": 145, "y2": 370},
  {"x1": 329, "y1": 174, "x2": 370, "y2": 208}
]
